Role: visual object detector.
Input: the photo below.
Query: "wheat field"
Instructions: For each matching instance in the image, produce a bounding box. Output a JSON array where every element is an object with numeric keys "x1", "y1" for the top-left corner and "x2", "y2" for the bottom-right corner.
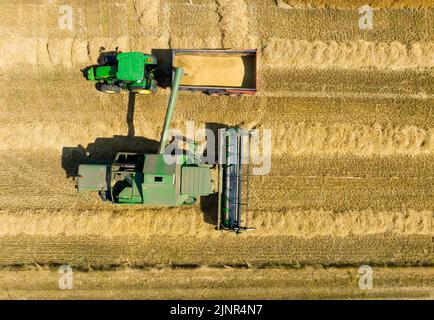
[{"x1": 0, "y1": 0, "x2": 432, "y2": 299}]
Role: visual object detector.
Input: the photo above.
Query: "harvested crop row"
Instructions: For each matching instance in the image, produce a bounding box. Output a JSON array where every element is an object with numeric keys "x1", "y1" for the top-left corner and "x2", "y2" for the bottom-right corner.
[
  {"x1": 1, "y1": 76, "x2": 432, "y2": 156},
  {"x1": 216, "y1": 0, "x2": 252, "y2": 48},
  {"x1": 263, "y1": 40, "x2": 434, "y2": 70},
  {"x1": 0, "y1": 234, "x2": 431, "y2": 267},
  {"x1": 3, "y1": 120, "x2": 433, "y2": 156},
  {"x1": 1, "y1": 1, "x2": 432, "y2": 72},
  {"x1": 276, "y1": 0, "x2": 434, "y2": 9},
  {"x1": 0, "y1": 267, "x2": 433, "y2": 299},
  {"x1": 0, "y1": 150, "x2": 433, "y2": 233},
  {"x1": 0, "y1": 208, "x2": 430, "y2": 238}
]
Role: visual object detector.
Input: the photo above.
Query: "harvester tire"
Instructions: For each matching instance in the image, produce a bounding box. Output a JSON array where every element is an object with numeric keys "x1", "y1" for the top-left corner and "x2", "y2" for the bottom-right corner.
[{"x1": 98, "y1": 84, "x2": 121, "y2": 94}]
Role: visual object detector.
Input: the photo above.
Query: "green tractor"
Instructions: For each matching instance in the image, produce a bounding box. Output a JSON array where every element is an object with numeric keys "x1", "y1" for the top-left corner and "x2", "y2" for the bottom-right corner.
[{"x1": 85, "y1": 51, "x2": 158, "y2": 94}]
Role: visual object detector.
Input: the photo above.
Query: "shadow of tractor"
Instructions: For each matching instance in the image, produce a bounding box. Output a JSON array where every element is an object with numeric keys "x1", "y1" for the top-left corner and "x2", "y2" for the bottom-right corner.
[
  {"x1": 151, "y1": 48, "x2": 172, "y2": 89},
  {"x1": 61, "y1": 88, "x2": 147, "y2": 178}
]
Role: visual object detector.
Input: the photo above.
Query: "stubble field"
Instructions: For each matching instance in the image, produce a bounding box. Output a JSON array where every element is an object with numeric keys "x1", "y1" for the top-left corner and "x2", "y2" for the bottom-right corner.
[{"x1": 0, "y1": 0, "x2": 432, "y2": 299}]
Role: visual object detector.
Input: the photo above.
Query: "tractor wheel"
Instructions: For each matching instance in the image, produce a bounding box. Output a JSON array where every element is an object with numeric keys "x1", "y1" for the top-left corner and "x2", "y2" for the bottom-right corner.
[
  {"x1": 130, "y1": 83, "x2": 158, "y2": 94},
  {"x1": 98, "y1": 84, "x2": 121, "y2": 94},
  {"x1": 130, "y1": 88, "x2": 152, "y2": 94}
]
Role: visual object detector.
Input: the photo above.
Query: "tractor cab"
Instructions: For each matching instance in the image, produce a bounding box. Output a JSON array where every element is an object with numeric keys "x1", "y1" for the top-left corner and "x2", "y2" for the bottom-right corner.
[
  {"x1": 85, "y1": 51, "x2": 158, "y2": 94},
  {"x1": 116, "y1": 52, "x2": 155, "y2": 82}
]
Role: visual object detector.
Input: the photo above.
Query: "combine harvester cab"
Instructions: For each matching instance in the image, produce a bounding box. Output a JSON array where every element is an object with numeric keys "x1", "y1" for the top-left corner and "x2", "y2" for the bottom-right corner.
[{"x1": 172, "y1": 49, "x2": 257, "y2": 96}]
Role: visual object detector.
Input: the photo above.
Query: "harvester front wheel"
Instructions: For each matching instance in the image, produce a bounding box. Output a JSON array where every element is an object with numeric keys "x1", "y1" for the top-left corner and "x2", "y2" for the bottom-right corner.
[{"x1": 98, "y1": 84, "x2": 121, "y2": 94}]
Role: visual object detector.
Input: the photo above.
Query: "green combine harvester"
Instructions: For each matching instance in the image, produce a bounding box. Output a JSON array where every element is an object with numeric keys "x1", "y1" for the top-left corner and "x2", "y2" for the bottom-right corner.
[
  {"x1": 85, "y1": 51, "x2": 158, "y2": 94},
  {"x1": 77, "y1": 68, "x2": 254, "y2": 232}
]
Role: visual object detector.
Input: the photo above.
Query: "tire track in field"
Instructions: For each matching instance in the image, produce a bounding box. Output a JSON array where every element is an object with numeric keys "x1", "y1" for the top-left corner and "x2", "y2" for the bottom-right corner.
[
  {"x1": 1, "y1": 267, "x2": 433, "y2": 299},
  {"x1": 0, "y1": 234, "x2": 431, "y2": 267},
  {"x1": 216, "y1": 0, "x2": 252, "y2": 48},
  {"x1": 262, "y1": 39, "x2": 434, "y2": 70}
]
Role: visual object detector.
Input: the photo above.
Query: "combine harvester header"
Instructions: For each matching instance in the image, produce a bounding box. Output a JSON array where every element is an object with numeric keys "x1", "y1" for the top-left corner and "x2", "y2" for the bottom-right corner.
[{"x1": 217, "y1": 129, "x2": 255, "y2": 232}]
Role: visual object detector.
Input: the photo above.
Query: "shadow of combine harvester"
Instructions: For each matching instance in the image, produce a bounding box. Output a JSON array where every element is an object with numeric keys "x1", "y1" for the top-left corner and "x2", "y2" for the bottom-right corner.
[{"x1": 61, "y1": 135, "x2": 159, "y2": 179}]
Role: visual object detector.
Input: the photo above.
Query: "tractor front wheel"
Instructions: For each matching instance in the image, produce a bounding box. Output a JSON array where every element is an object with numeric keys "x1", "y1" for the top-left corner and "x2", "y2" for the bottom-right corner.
[
  {"x1": 97, "y1": 84, "x2": 121, "y2": 94},
  {"x1": 130, "y1": 85, "x2": 157, "y2": 94},
  {"x1": 131, "y1": 88, "x2": 152, "y2": 94}
]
